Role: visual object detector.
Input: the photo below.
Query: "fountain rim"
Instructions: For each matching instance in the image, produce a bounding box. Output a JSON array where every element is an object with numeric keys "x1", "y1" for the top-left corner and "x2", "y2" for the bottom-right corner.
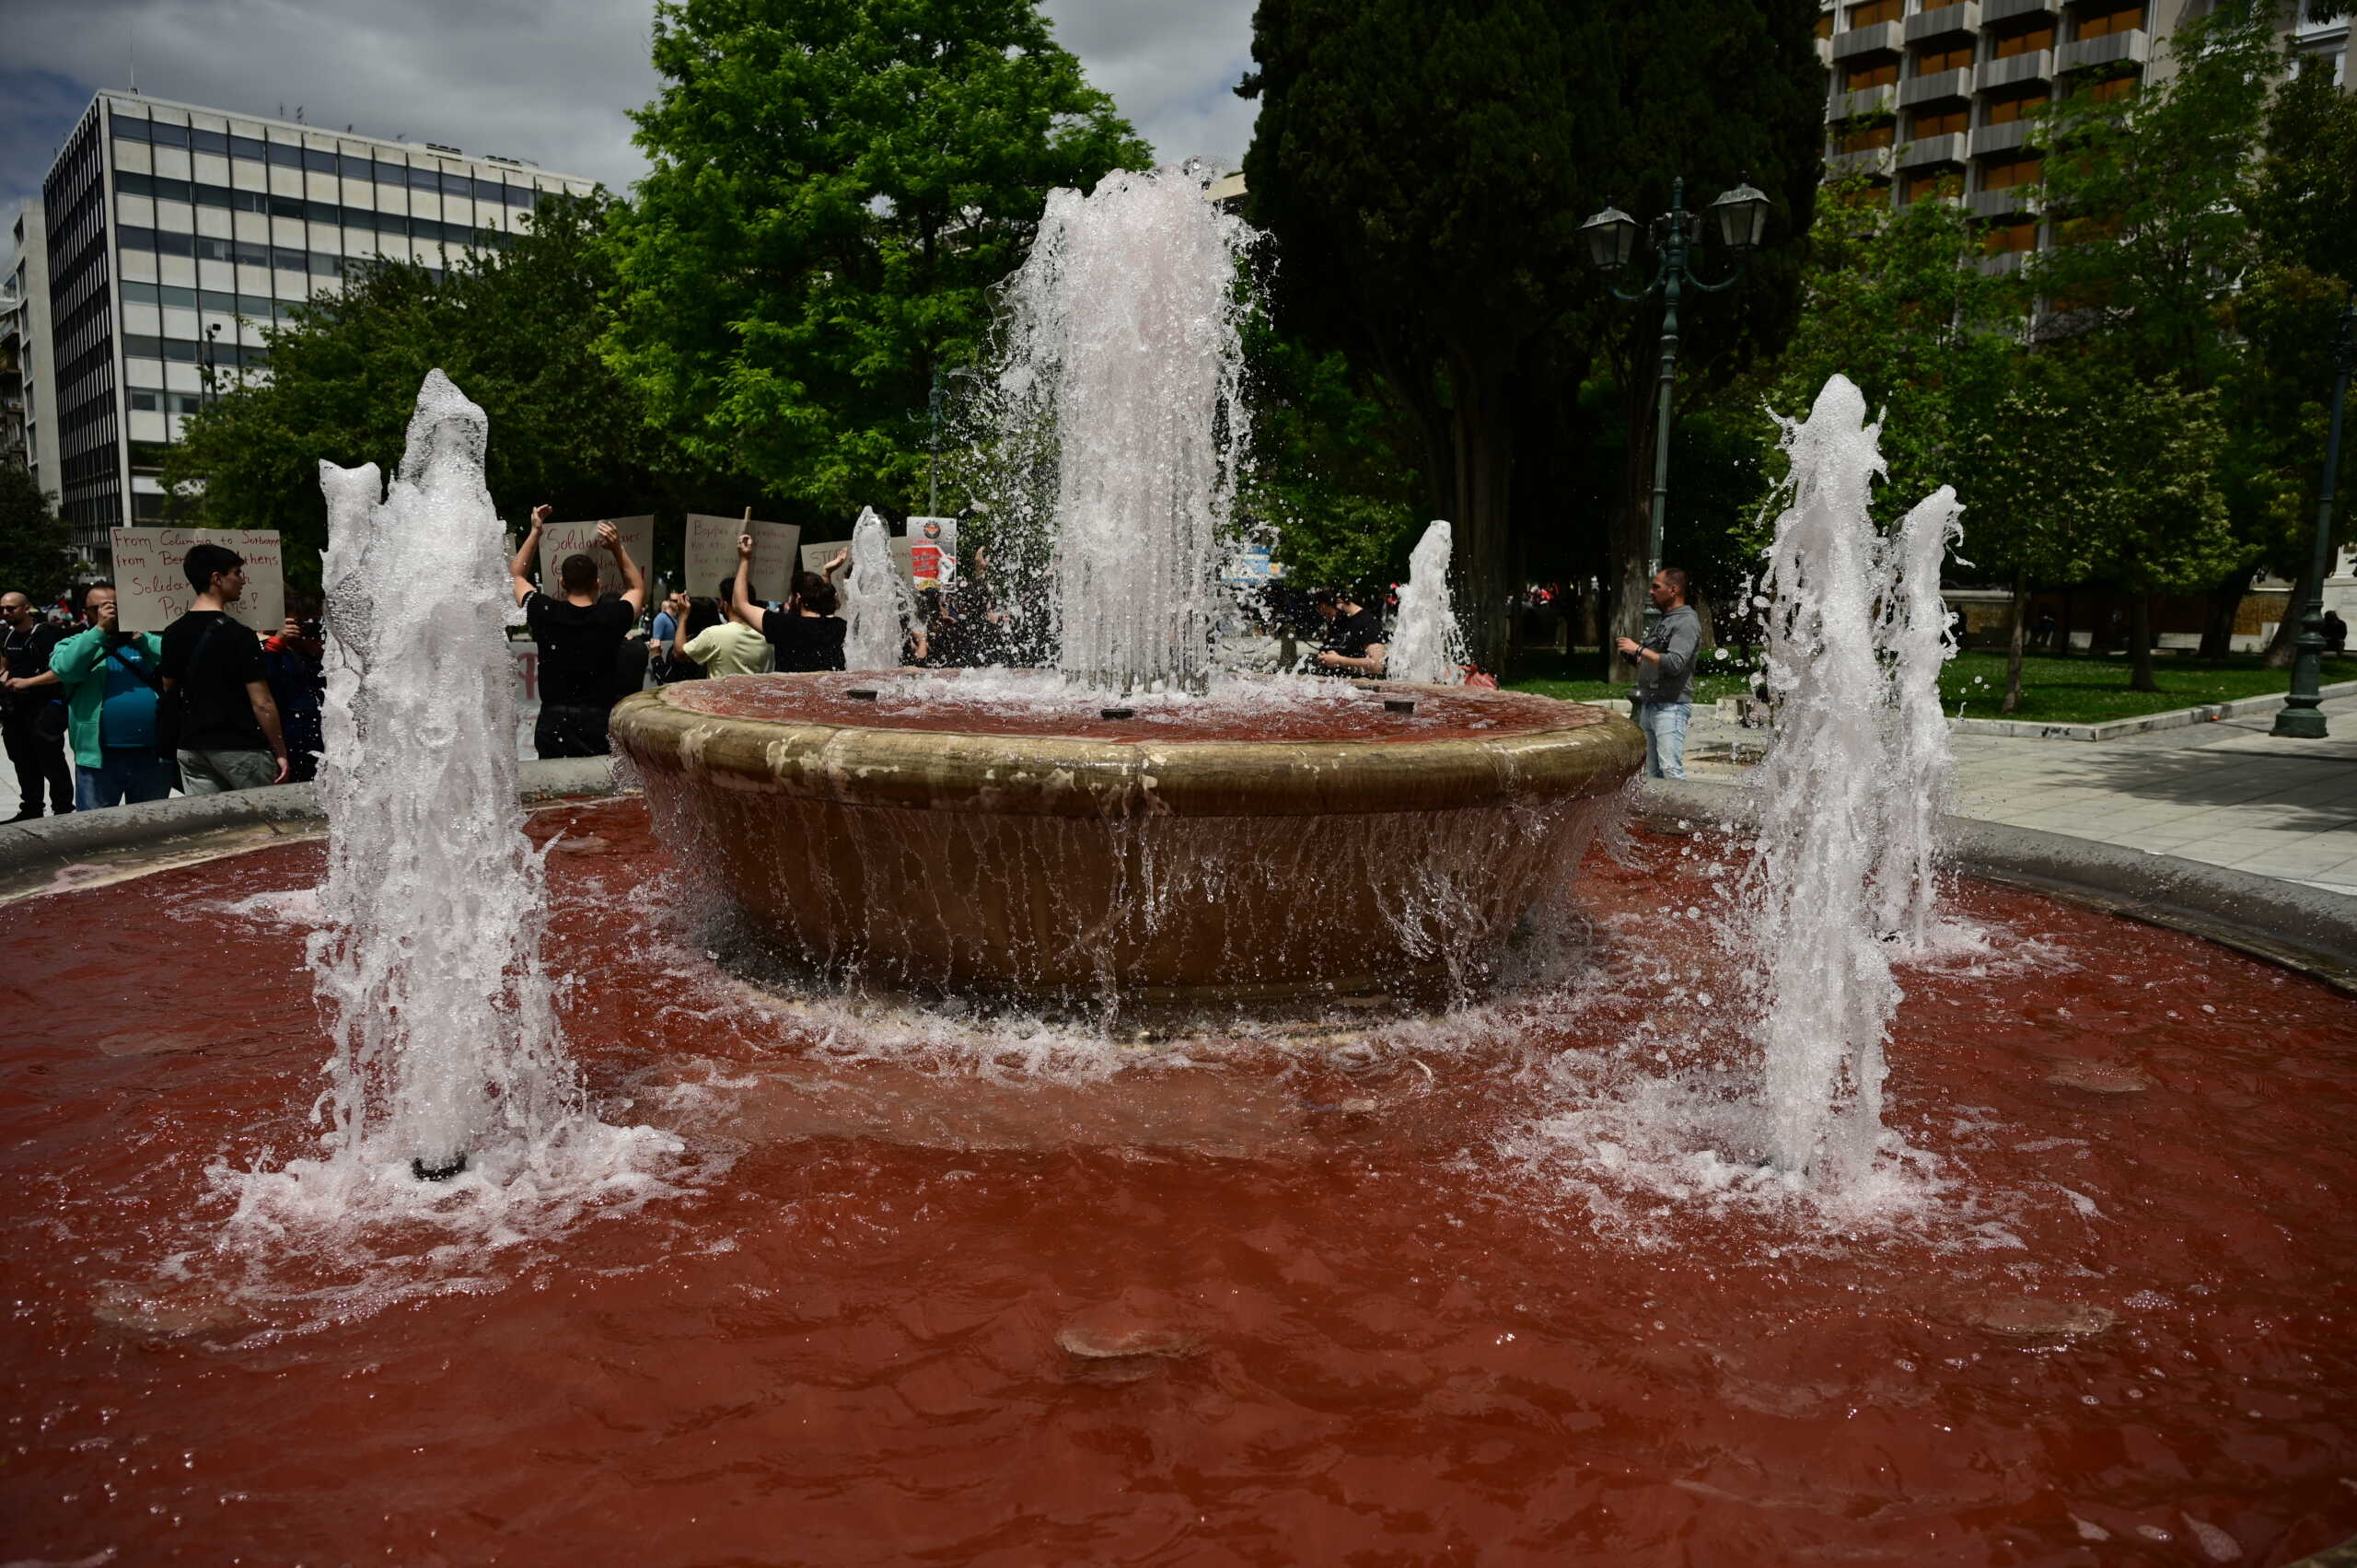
[{"x1": 606, "y1": 673, "x2": 1644, "y2": 819}]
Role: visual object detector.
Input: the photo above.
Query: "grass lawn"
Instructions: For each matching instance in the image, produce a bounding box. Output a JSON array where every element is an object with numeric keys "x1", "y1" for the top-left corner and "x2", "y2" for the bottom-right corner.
[{"x1": 1503, "y1": 646, "x2": 2357, "y2": 725}]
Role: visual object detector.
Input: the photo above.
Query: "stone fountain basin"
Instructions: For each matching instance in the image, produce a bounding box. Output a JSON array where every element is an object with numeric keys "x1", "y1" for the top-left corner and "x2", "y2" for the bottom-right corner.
[{"x1": 609, "y1": 673, "x2": 1643, "y2": 1005}]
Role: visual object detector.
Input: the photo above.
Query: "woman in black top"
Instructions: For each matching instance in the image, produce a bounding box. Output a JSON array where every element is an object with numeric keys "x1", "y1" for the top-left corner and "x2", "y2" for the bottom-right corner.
[{"x1": 728, "y1": 535, "x2": 848, "y2": 673}]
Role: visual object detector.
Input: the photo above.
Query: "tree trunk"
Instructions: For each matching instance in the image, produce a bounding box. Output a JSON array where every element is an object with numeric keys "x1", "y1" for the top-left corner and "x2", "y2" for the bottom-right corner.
[
  {"x1": 2128, "y1": 591, "x2": 2159, "y2": 692},
  {"x1": 2197, "y1": 562, "x2": 2249, "y2": 660},
  {"x1": 1608, "y1": 499, "x2": 1651, "y2": 654},
  {"x1": 2262, "y1": 554, "x2": 2321, "y2": 669},
  {"x1": 2002, "y1": 571, "x2": 2030, "y2": 714},
  {"x1": 1447, "y1": 354, "x2": 1516, "y2": 673}
]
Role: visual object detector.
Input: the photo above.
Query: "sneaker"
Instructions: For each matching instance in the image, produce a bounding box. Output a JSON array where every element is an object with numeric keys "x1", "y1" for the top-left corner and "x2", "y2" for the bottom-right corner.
[{"x1": 5, "y1": 808, "x2": 41, "y2": 824}]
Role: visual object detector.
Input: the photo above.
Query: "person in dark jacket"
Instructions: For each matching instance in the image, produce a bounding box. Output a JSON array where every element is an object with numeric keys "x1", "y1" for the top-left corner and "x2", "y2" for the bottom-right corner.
[{"x1": 1, "y1": 588, "x2": 73, "y2": 821}]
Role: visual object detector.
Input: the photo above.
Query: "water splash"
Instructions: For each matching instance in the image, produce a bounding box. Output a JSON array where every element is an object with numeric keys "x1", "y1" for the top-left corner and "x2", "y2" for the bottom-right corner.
[
  {"x1": 1745, "y1": 375, "x2": 1960, "y2": 1178},
  {"x1": 1875, "y1": 486, "x2": 1964, "y2": 950},
  {"x1": 842, "y1": 506, "x2": 910, "y2": 671},
  {"x1": 993, "y1": 165, "x2": 1252, "y2": 694},
  {"x1": 215, "y1": 371, "x2": 678, "y2": 1233},
  {"x1": 1386, "y1": 520, "x2": 1466, "y2": 684}
]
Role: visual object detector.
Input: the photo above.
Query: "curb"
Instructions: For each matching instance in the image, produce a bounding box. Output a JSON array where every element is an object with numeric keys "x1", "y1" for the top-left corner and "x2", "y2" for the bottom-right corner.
[
  {"x1": 1637, "y1": 778, "x2": 2357, "y2": 993},
  {"x1": 1946, "y1": 678, "x2": 2357, "y2": 742},
  {"x1": 0, "y1": 758, "x2": 626, "y2": 890}
]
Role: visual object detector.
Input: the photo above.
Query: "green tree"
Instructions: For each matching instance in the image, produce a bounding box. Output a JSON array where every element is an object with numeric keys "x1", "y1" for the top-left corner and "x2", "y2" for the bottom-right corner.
[
  {"x1": 1239, "y1": 0, "x2": 1826, "y2": 663},
  {"x1": 0, "y1": 459, "x2": 76, "y2": 602},
  {"x1": 166, "y1": 194, "x2": 705, "y2": 589},
  {"x1": 604, "y1": 0, "x2": 1148, "y2": 525},
  {"x1": 1241, "y1": 326, "x2": 1427, "y2": 590}
]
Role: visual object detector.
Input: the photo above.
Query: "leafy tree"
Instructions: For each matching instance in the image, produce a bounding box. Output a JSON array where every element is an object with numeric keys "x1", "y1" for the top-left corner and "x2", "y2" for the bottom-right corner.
[
  {"x1": 604, "y1": 0, "x2": 1148, "y2": 525},
  {"x1": 166, "y1": 195, "x2": 708, "y2": 590},
  {"x1": 1241, "y1": 326, "x2": 1426, "y2": 590},
  {"x1": 1239, "y1": 0, "x2": 1825, "y2": 663},
  {"x1": 0, "y1": 459, "x2": 76, "y2": 603}
]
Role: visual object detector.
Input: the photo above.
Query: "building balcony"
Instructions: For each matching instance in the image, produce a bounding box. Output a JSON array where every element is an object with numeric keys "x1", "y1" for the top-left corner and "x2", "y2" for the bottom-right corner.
[
  {"x1": 2057, "y1": 29, "x2": 2148, "y2": 72},
  {"x1": 1898, "y1": 133, "x2": 1969, "y2": 169},
  {"x1": 1830, "y1": 85, "x2": 1898, "y2": 120},
  {"x1": 1905, "y1": 2, "x2": 1981, "y2": 42},
  {"x1": 1975, "y1": 248, "x2": 2031, "y2": 275},
  {"x1": 1827, "y1": 145, "x2": 1898, "y2": 179},
  {"x1": 1831, "y1": 19, "x2": 1904, "y2": 60},
  {"x1": 1968, "y1": 187, "x2": 2039, "y2": 218},
  {"x1": 1982, "y1": 0, "x2": 2057, "y2": 20},
  {"x1": 1900, "y1": 66, "x2": 1975, "y2": 106},
  {"x1": 1968, "y1": 118, "x2": 2038, "y2": 157},
  {"x1": 1978, "y1": 50, "x2": 2054, "y2": 90}
]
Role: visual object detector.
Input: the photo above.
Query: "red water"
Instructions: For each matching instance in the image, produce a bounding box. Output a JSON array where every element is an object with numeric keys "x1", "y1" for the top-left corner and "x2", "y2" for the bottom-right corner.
[
  {"x1": 4, "y1": 799, "x2": 2354, "y2": 1566},
  {"x1": 668, "y1": 670, "x2": 1596, "y2": 743}
]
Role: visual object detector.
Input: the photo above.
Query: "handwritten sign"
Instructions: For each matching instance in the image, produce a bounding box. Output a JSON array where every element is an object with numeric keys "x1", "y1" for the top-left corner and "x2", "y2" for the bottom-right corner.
[
  {"x1": 111, "y1": 527, "x2": 286, "y2": 633},
  {"x1": 906, "y1": 516, "x2": 958, "y2": 591},
  {"x1": 536, "y1": 515, "x2": 656, "y2": 601},
  {"x1": 685, "y1": 514, "x2": 798, "y2": 605},
  {"x1": 799, "y1": 540, "x2": 850, "y2": 580}
]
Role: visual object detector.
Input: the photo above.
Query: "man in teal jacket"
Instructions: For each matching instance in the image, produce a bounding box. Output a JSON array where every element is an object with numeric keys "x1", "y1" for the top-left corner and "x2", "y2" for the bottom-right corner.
[{"x1": 11, "y1": 583, "x2": 178, "y2": 808}]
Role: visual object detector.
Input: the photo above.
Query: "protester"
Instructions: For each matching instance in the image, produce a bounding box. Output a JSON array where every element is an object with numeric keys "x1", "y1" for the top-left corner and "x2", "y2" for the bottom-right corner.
[
  {"x1": 652, "y1": 585, "x2": 723, "y2": 682},
  {"x1": 665, "y1": 576, "x2": 774, "y2": 678},
  {"x1": 733, "y1": 536, "x2": 848, "y2": 672},
  {"x1": 507, "y1": 504, "x2": 646, "y2": 758},
  {"x1": 1310, "y1": 587, "x2": 1387, "y2": 677},
  {"x1": 1616, "y1": 566, "x2": 1701, "y2": 782},
  {"x1": 2, "y1": 588, "x2": 75, "y2": 821},
  {"x1": 261, "y1": 605, "x2": 327, "y2": 783},
  {"x1": 26, "y1": 582, "x2": 178, "y2": 808},
  {"x1": 158, "y1": 542, "x2": 291, "y2": 795}
]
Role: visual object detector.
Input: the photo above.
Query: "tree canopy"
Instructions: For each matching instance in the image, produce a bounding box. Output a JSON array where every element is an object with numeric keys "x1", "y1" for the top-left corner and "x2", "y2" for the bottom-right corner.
[
  {"x1": 166, "y1": 194, "x2": 705, "y2": 589},
  {"x1": 603, "y1": 0, "x2": 1150, "y2": 524},
  {"x1": 0, "y1": 459, "x2": 76, "y2": 604}
]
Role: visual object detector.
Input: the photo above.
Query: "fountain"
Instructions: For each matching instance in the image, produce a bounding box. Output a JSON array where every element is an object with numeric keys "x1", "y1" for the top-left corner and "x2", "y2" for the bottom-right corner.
[
  {"x1": 609, "y1": 169, "x2": 1640, "y2": 1012},
  {"x1": 1384, "y1": 519, "x2": 1466, "y2": 685},
  {"x1": 841, "y1": 505, "x2": 911, "y2": 672},
  {"x1": 3, "y1": 172, "x2": 2353, "y2": 1568}
]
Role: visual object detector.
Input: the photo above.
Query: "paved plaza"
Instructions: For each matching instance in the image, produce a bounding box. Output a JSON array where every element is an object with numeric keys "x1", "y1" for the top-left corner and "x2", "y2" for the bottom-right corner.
[{"x1": 1681, "y1": 692, "x2": 2357, "y2": 899}]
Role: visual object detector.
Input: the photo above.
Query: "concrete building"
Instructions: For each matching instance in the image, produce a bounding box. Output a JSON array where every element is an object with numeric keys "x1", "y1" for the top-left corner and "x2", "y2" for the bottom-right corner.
[
  {"x1": 2, "y1": 200, "x2": 63, "y2": 505},
  {"x1": 1817, "y1": 0, "x2": 2351, "y2": 266},
  {"x1": 20, "y1": 91, "x2": 596, "y2": 565}
]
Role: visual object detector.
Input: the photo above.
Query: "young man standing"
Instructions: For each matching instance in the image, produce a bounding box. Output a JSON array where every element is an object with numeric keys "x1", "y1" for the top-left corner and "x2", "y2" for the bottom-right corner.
[
  {"x1": 158, "y1": 542, "x2": 289, "y2": 796},
  {"x1": 509, "y1": 505, "x2": 646, "y2": 758},
  {"x1": 1616, "y1": 566, "x2": 1701, "y2": 781},
  {"x1": 1, "y1": 589, "x2": 73, "y2": 821},
  {"x1": 27, "y1": 582, "x2": 178, "y2": 808}
]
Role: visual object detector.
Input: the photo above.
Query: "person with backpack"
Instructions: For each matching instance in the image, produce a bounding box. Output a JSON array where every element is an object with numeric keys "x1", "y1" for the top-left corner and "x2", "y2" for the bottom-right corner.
[
  {"x1": 22, "y1": 582, "x2": 179, "y2": 808},
  {"x1": 157, "y1": 541, "x2": 290, "y2": 796}
]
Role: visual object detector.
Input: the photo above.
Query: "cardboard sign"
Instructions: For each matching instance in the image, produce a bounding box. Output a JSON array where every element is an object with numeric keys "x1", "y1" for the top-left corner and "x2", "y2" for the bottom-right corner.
[
  {"x1": 685, "y1": 514, "x2": 798, "y2": 605},
  {"x1": 800, "y1": 540, "x2": 851, "y2": 579},
  {"x1": 906, "y1": 516, "x2": 958, "y2": 591},
  {"x1": 537, "y1": 515, "x2": 656, "y2": 601},
  {"x1": 111, "y1": 527, "x2": 286, "y2": 633}
]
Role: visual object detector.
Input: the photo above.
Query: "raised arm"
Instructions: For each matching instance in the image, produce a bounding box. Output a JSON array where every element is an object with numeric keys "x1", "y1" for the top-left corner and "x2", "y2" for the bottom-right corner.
[
  {"x1": 509, "y1": 503, "x2": 552, "y2": 607},
  {"x1": 597, "y1": 521, "x2": 646, "y2": 613},
  {"x1": 728, "y1": 533, "x2": 765, "y2": 630},
  {"x1": 666, "y1": 593, "x2": 697, "y2": 665},
  {"x1": 824, "y1": 546, "x2": 850, "y2": 582}
]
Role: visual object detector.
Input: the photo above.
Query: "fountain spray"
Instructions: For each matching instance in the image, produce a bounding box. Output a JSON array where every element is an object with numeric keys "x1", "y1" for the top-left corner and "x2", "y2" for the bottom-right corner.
[
  {"x1": 312, "y1": 372, "x2": 581, "y2": 1180},
  {"x1": 842, "y1": 506, "x2": 911, "y2": 671},
  {"x1": 993, "y1": 166, "x2": 1252, "y2": 695},
  {"x1": 1386, "y1": 521, "x2": 1467, "y2": 685}
]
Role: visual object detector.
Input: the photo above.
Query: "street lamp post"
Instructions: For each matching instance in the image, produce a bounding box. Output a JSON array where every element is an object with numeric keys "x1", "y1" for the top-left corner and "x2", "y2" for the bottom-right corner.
[
  {"x1": 1579, "y1": 176, "x2": 1770, "y2": 626},
  {"x1": 199, "y1": 321, "x2": 223, "y2": 410},
  {"x1": 2272, "y1": 296, "x2": 2355, "y2": 741}
]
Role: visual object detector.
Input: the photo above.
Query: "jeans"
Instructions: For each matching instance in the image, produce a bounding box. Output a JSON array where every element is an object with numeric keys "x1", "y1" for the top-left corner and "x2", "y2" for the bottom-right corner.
[
  {"x1": 75, "y1": 748, "x2": 180, "y2": 809},
  {"x1": 1637, "y1": 700, "x2": 1690, "y2": 781},
  {"x1": 535, "y1": 703, "x2": 612, "y2": 760},
  {"x1": 178, "y1": 748, "x2": 278, "y2": 796}
]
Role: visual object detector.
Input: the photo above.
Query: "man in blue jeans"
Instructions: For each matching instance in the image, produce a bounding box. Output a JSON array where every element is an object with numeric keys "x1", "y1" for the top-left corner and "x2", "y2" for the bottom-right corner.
[{"x1": 1616, "y1": 567, "x2": 1701, "y2": 781}]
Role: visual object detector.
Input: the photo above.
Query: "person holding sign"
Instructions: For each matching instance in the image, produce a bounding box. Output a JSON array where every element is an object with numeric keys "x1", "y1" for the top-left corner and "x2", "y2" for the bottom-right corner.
[
  {"x1": 157, "y1": 542, "x2": 291, "y2": 795},
  {"x1": 509, "y1": 503, "x2": 645, "y2": 758},
  {"x1": 732, "y1": 535, "x2": 848, "y2": 672}
]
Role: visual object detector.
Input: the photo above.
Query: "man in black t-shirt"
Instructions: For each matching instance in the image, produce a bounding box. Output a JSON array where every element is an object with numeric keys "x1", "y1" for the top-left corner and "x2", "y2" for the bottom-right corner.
[
  {"x1": 157, "y1": 543, "x2": 290, "y2": 796},
  {"x1": 508, "y1": 505, "x2": 646, "y2": 758},
  {"x1": 1310, "y1": 589, "x2": 1388, "y2": 678},
  {"x1": 2, "y1": 589, "x2": 74, "y2": 821}
]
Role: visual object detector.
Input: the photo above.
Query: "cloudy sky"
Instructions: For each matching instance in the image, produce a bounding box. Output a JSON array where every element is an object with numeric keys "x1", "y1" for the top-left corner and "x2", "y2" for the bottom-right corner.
[{"x1": 0, "y1": 0, "x2": 1260, "y2": 214}]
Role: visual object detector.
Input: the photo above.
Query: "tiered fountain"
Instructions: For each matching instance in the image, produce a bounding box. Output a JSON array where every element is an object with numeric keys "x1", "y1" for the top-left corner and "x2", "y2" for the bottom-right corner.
[{"x1": 610, "y1": 169, "x2": 1640, "y2": 1012}]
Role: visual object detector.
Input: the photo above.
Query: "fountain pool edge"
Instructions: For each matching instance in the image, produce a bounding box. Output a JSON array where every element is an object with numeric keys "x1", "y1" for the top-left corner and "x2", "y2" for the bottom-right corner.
[{"x1": 1638, "y1": 777, "x2": 2357, "y2": 996}]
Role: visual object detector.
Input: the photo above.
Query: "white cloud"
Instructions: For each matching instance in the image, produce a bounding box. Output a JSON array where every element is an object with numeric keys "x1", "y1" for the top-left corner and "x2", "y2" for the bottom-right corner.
[{"x1": 0, "y1": 0, "x2": 1257, "y2": 211}]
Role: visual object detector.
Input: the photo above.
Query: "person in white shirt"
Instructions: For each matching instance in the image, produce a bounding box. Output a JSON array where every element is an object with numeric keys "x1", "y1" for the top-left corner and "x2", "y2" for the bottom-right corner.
[{"x1": 665, "y1": 576, "x2": 775, "y2": 679}]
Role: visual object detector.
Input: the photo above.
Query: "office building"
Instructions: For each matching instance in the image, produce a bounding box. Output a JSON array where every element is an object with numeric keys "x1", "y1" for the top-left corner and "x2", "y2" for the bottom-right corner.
[
  {"x1": 3, "y1": 200, "x2": 62, "y2": 500},
  {"x1": 1817, "y1": 0, "x2": 2351, "y2": 264},
  {"x1": 22, "y1": 91, "x2": 596, "y2": 563}
]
